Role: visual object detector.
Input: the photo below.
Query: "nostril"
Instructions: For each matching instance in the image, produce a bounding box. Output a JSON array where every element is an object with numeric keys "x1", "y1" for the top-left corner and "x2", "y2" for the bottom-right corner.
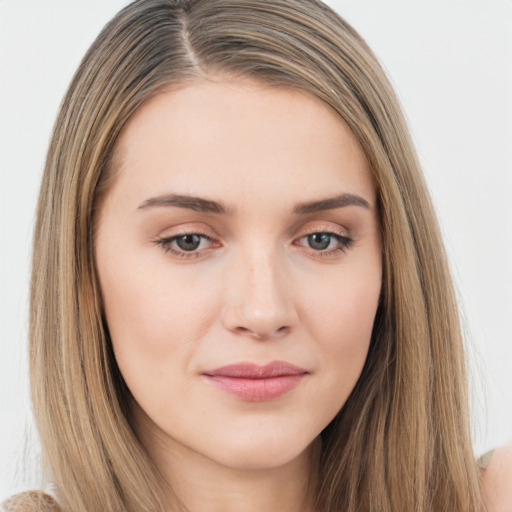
[{"x1": 233, "y1": 325, "x2": 290, "y2": 339}]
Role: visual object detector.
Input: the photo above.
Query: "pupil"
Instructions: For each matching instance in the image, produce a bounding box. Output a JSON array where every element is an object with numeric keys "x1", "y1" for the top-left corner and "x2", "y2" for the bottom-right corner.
[
  {"x1": 308, "y1": 233, "x2": 331, "y2": 250},
  {"x1": 176, "y1": 234, "x2": 201, "y2": 251}
]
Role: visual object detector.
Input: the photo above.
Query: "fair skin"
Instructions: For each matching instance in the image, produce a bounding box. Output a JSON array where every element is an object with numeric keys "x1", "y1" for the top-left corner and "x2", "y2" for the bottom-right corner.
[
  {"x1": 95, "y1": 78, "x2": 382, "y2": 512},
  {"x1": 482, "y1": 444, "x2": 512, "y2": 512},
  {"x1": 93, "y1": 77, "x2": 512, "y2": 512}
]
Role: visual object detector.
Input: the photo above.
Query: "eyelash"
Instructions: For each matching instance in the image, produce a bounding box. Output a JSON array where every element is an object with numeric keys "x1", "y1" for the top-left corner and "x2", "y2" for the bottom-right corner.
[
  {"x1": 154, "y1": 229, "x2": 353, "y2": 259},
  {"x1": 154, "y1": 232, "x2": 217, "y2": 259},
  {"x1": 295, "y1": 230, "x2": 353, "y2": 258}
]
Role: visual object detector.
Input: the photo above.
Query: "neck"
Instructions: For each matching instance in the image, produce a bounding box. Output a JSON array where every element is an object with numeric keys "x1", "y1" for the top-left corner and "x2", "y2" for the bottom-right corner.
[
  {"x1": 167, "y1": 443, "x2": 320, "y2": 512},
  {"x1": 134, "y1": 407, "x2": 321, "y2": 512}
]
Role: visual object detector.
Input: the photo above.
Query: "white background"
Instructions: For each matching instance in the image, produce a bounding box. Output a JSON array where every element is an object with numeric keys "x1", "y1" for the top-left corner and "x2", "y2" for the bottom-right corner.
[{"x1": 1, "y1": 0, "x2": 511, "y2": 501}]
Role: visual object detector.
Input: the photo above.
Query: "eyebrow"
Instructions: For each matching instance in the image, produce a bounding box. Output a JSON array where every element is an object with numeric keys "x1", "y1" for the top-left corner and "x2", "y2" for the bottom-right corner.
[
  {"x1": 138, "y1": 193, "x2": 234, "y2": 215},
  {"x1": 292, "y1": 193, "x2": 371, "y2": 214},
  {"x1": 137, "y1": 192, "x2": 371, "y2": 215}
]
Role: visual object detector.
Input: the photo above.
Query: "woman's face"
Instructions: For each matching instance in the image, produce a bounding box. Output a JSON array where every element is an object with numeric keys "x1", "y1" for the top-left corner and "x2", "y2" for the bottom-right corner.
[{"x1": 95, "y1": 79, "x2": 382, "y2": 470}]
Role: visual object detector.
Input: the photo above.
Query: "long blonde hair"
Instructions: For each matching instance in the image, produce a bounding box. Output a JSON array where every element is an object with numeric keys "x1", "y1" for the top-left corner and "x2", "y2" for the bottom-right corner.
[{"x1": 6, "y1": 0, "x2": 483, "y2": 510}]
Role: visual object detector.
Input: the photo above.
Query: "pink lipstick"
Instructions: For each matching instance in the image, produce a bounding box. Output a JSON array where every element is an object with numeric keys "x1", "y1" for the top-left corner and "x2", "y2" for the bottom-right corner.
[{"x1": 202, "y1": 361, "x2": 308, "y2": 401}]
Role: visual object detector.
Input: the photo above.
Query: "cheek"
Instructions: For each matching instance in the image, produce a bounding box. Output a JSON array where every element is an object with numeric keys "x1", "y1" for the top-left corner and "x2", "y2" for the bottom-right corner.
[
  {"x1": 301, "y1": 265, "x2": 381, "y2": 395},
  {"x1": 305, "y1": 264, "x2": 380, "y2": 339},
  {"x1": 96, "y1": 262, "x2": 220, "y2": 423},
  {"x1": 95, "y1": 242, "x2": 219, "y2": 378}
]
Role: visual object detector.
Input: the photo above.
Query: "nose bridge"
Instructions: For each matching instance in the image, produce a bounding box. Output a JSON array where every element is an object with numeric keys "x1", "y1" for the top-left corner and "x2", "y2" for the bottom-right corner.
[
  {"x1": 246, "y1": 246, "x2": 282, "y2": 305},
  {"x1": 223, "y1": 239, "x2": 296, "y2": 338}
]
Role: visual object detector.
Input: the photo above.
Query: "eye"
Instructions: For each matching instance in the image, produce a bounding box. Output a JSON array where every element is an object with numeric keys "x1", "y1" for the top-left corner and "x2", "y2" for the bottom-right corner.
[
  {"x1": 175, "y1": 234, "x2": 203, "y2": 251},
  {"x1": 296, "y1": 231, "x2": 353, "y2": 256},
  {"x1": 306, "y1": 233, "x2": 335, "y2": 251},
  {"x1": 154, "y1": 233, "x2": 218, "y2": 258}
]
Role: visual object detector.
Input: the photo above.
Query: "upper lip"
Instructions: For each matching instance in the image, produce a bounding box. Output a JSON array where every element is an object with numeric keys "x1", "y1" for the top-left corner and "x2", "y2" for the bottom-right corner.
[{"x1": 202, "y1": 361, "x2": 308, "y2": 379}]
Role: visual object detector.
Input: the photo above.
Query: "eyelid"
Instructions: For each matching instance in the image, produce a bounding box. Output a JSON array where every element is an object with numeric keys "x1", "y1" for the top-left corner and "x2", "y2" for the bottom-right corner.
[
  {"x1": 293, "y1": 223, "x2": 354, "y2": 257},
  {"x1": 296, "y1": 222, "x2": 350, "y2": 237},
  {"x1": 154, "y1": 221, "x2": 217, "y2": 238},
  {"x1": 152, "y1": 222, "x2": 354, "y2": 260},
  {"x1": 152, "y1": 224, "x2": 221, "y2": 259}
]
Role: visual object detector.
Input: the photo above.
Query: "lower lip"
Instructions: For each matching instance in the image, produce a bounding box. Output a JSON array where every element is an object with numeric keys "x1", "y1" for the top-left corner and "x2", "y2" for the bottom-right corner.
[{"x1": 203, "y1": 374, "x2": 306, "y2": 401}]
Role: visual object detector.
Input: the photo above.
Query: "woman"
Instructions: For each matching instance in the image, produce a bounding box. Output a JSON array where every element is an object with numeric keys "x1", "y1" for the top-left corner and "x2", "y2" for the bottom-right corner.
[{"x1": 3, "y1": 0, "x2": 511, "y2": 511}]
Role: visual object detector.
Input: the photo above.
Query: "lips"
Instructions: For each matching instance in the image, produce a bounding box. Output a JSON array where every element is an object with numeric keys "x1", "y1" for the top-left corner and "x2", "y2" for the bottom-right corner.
[{"x1": 202, "y1": 361, "x2": 308, "y2": 401}]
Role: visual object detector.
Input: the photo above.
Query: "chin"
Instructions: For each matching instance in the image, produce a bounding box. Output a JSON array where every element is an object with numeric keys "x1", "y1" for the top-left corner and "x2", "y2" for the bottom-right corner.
[{"x1": 206, "y1": 431, "x2": 315, "y2": 471}]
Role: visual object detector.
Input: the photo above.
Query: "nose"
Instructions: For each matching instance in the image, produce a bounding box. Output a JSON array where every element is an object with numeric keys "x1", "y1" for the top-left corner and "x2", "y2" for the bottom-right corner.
[{"x1": 222, "y1": 249, "x2": 297, "y2": 340}]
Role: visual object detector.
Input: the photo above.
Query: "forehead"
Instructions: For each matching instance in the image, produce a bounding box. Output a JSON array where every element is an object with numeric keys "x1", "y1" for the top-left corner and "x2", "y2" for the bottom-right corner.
[{"x1": 108, "y1": 78, "x2": 375, "y2": 210}]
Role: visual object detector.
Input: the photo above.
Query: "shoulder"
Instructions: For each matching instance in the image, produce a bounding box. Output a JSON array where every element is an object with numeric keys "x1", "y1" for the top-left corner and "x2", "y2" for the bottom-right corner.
[
  {"x1": 481, "y1": 443, "x2": 512, "y2": 512},
  {"x1": 1, "y1": 491, "x2": 61, "y2": 512}
]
